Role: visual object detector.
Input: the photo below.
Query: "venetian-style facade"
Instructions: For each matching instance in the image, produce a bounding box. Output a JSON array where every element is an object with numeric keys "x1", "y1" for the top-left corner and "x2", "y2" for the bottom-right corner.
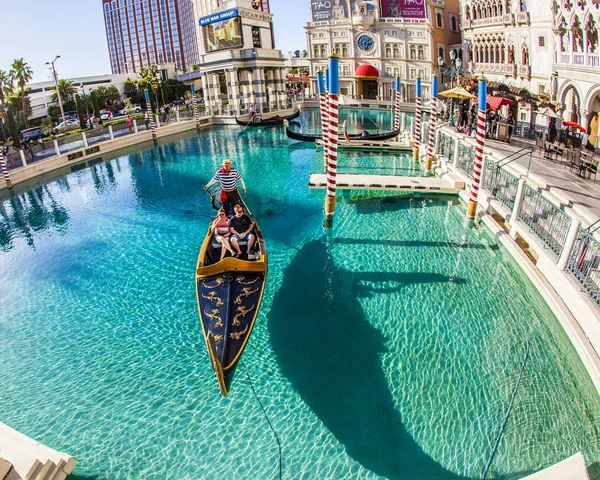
[{"x1": 305, "y1": 0, "x2": 461, "y2": 102}]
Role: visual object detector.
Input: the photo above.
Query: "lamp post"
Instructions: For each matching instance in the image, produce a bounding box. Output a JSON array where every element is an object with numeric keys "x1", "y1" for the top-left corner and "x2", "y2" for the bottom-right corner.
[
  {"x1": 438, "y1": 51, "x2": 463, "y2": 125},
  {"x1": 46, "y1": 56, "x2": 67, "y2": 127},
  {"x1": 80, "y1": 84, "x2": 93, "y2": 129}
]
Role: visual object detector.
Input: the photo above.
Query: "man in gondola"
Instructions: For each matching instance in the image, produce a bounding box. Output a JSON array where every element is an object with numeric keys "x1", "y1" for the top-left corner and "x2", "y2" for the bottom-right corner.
[
  {"x1": 229, "y1": 204, "x2": 255, "y2": 257},
  {"x1": 203, "y1": 159, "x2": 247, "y2": 216}
]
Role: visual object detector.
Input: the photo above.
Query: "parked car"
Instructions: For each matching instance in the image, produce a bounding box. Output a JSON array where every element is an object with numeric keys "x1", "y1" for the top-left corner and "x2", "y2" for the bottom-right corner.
[
  {"x1": 55, "y1": 119, "x2": 80, "y2": 133},
  {"x1": 99, "y1": 110, "x2": 112, "y2": 121},
  {"x1": 20, "y1": 126, "x2": 43, "y2": 143},
  {"x1": 118, "y1": 105, "x2": 142, "y2": 115}
]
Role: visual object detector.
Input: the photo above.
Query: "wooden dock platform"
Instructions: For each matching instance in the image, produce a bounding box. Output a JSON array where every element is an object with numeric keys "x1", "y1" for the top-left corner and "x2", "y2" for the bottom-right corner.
[
  {"x1": 308, "y1": 174, "x2": 461, "y2": 194},
  {"x1": 0, "y1": 422, "x2": 76, "y2": 480},
  {"x1": 315, "y1": 138, "x2": 413, "y2": 152}
]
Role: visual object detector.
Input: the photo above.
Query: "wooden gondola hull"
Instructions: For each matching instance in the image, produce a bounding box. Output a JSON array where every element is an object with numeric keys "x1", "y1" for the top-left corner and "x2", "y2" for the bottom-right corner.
[
  {"x1": 198, "y1": 270, "x2": 265, "y2": 394},
  {"x1": 286, "y1": 126, "x2": 400, "y2": 142},
  {"x1": 236, "y1": 109, "x2": 300, "y2": 127}
]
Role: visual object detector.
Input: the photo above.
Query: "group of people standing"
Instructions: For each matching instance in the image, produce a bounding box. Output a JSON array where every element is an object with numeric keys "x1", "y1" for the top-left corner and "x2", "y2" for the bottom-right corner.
[{"x1": 455, "y1": 100, "x2": 514, "y2": 143}]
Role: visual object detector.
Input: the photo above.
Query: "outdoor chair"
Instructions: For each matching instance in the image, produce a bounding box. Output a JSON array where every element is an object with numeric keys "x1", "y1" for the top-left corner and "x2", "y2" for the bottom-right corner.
[
  {"x1": 535, "y1": 136, "x2": 544, "y2": 151},
  {"x1": 569, "y1": 149, "x2": 582, "y2": 175},
  {"x1": 586, "y1": 157, "x2": 598, "y2": 183}
]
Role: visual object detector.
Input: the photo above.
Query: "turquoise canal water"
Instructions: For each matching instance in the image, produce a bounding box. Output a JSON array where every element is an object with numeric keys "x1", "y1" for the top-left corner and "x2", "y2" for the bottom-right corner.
[{"x1": 1, "y1": 113, "x2": 600, "y2": 479}]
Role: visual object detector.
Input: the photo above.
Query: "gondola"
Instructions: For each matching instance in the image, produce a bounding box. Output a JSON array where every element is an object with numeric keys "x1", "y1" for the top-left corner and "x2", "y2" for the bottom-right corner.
[
  {"x1": 235, "y1": 109, "x2": 300, "y2": 127},
  {"x1": 285, "y1": 125, "x2": 400, "y2": 143},
  {"x1": 196, "y1": 195, "x2": 268, "y2": 396}
]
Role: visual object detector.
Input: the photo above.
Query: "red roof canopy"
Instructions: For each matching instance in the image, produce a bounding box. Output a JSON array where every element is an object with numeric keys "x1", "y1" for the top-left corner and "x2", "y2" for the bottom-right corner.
[
  {"x1": 472, "y1": 95, "x2": 514, "y2": 111},
  {"x1": 355, "y1": 64, "x2": 378, "y2": 78}
]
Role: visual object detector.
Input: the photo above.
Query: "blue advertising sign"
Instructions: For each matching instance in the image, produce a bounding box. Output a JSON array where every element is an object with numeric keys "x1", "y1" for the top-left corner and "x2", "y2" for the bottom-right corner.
[{"x1": 199, "y1": 8, "x2": 239, "y2": 26}]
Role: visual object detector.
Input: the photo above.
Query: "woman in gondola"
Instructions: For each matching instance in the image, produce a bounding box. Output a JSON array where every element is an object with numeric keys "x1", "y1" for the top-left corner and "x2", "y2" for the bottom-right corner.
[{"x1": 211, "y1": 208, "x2": 236, "y2": 261}]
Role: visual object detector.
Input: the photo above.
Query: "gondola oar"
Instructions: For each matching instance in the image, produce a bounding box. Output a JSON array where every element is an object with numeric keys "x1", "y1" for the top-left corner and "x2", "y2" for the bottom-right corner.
[
  {"x1": 366, "y1": 114, "x2": 383, "y2": 133},
  {"x1": 206, "y1": 188, "x2": 220, "y2": 211},
  {"x1": 241, "y1": 113, "x2": 256, "y2": 132}
]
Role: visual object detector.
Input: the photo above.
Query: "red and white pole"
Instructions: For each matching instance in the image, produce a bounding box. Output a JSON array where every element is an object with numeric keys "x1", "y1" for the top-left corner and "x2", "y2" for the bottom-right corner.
[
  {"x1": 467, "y1": 76, "x2": 488, "y2": 221},
  {"x1": 394, "y1": 77, "x2": 401, "y2": 133},
  {"x1": 191, "y1": 83, "x2": 200, "y2": 130},
  {"x1": 0, "y1": 147, "x2": 12, "y2": 189},
  {"x1": 317, "y1": 70, "x2": 329, "y2": 170},
  {"x1": 324, "y1": 55, "x2": 340, "y2": 228},
  {"x1": 413, "y1": 77, "x2": 422, "y2": 160},
  {"x1": 425, "y1": 75, "x2": 439, "y2": 173}
]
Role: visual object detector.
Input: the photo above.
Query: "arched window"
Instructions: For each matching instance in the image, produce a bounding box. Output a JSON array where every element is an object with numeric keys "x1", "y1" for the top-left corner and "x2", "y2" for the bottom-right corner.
[
  {"x1": 451, "y1": 16, "x2": 458, "y2": 31},
  {"x1": 385, "y1": 44, "x2": 392, "y2": 58},
  {"x1": 436, "y1": 12, "x2": 443, "y2": 28},
  {"x1": 410, "y1": 45, "x2": 416, "y2": 60},
  {"x1": 417, "y1": 45, "x2": 425, "y2": 60},
  {"x1": 342, "y1": 44, "x2": 349, "y2": 57},
  {"x1": 393, "y1": 45, "x2": 400, "y2": 58},
  {"x1": 313, "y1": 45, "x2": 319, "y2": 58}
]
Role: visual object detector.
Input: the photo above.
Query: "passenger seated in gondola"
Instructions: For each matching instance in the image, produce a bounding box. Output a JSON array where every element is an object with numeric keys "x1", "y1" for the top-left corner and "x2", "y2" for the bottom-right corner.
[
  {"x1": 211, "y1": 208, "x2": 236, "y2": 261},
  {"x1": 229, "y1": 204, "x2": 255, "y2": 257},
  {"x1": 361, "y1": 130, "x2": 369, "y2": 138}
]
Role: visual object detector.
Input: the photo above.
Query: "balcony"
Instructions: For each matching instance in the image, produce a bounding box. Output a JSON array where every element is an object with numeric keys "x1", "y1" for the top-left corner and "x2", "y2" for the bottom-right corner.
[
  {"x1": 471, "y1": 13, "x2": 513, "y2": 28},
  {"x1": 518, "y1": 65, "x2": 530, "y2": 78},
  {"x1": 557, "y1": 52, "x2": 599, "y2": 68},
  {"x1": 515, "y1": 11, "x2": 529, "y2": 24},
  {"x1": 470, "y1": 62, "x2": 516, "y2": 76}
]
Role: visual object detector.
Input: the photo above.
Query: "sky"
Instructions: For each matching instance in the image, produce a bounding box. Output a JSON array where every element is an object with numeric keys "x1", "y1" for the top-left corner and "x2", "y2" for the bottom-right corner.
[{"x1": 0, "y1": 0, "x2": 310, "y2": 84}]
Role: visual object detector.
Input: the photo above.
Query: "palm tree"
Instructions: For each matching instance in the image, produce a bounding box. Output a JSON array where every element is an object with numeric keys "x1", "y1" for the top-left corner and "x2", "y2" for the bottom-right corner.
[
  {"x1": 0, "y1": 69, "x2": 13, "y2": 108},
  {"x1": 9, "y1": 58, "x2": 33, "y2": 128},
  {"x1": 50, "y1": 79, "x2": 77, "y2": 106}
]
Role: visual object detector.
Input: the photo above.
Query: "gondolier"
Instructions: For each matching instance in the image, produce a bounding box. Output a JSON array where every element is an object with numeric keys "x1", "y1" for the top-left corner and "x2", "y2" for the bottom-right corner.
[{"x1": 204, "y1": 159, "x2": 246, "y2": 215}]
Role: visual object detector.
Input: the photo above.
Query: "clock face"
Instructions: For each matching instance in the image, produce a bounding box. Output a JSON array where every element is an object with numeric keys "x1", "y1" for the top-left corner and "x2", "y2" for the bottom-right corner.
[{"x1": 356, "y1": 34, "x2": 375, "y2": 54}]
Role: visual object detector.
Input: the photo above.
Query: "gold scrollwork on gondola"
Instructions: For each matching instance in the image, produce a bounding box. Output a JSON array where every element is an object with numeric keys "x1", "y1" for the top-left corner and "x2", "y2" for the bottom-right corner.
[
  {"x1": 234, "y1": 287, "x2": 260, "y2": 305},
  {"x1": 235, "y1": 275, "x2": 259, "y2": 285},
  {"x1": 202, "y1": 291, "x2": 224, "y2": 306},
  {"x1": 233, "y1": 305, "x2": 255, "y2": 326},
  {"x1": 214, "y1": 334, "x2": 224, "y2": 342},
  {"x1": 229, "y1": 324, "x2": 249, "y2": 340},
  {"x1": 202, "y1": 278, "x2": 223, "y2": 289},
  {"x1": 204, "y1": 309, "x2": 223, "y2": 328}
]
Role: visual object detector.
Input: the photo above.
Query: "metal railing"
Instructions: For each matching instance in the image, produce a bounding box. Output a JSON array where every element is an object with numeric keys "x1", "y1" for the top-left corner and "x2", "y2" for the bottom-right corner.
[
  {"x1": 438, "y1": 132, "x2": 456, "y2": 162},
  {"x1": 568, "y1": 225, "x2": 600, "y2": 306},
  {"x1": 483, "y1": 158, "x2": 520, "y2": 211},
  {"x1": 457, "y1": 142, "x2": 475, "y2": 177},
  {"x1": 518, "y1": 185, "x2": 572, "y2": 256}
]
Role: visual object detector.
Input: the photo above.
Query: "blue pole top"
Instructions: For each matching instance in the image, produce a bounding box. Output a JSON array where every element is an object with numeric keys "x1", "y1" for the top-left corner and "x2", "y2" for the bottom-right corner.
[
  {"x1": 395, "y1": 77, "x2": 401, "y2": 92},
  {"x1": 431, "y1": 75, "x2": 438, "y2": 98},
  {"x1": 478, "y1": 77, "x2": 487, "y2": 111},
  {"x1": 328, "y1": 55, "x2": 339, "y2": 95},
  {"x1": 416, "y1": 78, "x2": 422, "y2": 98},
  {"x1": 317, "y1": 71, "x2": 325, "y2": 94},
  {"x1": 191, "y1": 84, "x2": 196, "y2": 94},
  {"x1": 144, "y1": 89, "x2": 150, "y2": 103},
  {"x1": 324, "y1": 68, "x2": 329, "y2": 91}
]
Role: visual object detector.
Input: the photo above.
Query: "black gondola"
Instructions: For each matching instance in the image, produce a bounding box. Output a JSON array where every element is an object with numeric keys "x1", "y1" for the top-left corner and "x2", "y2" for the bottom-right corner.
[
  {"x1": 285, "y1": 126, "x2": 400, "y2": 143},
  {"x1": 196, "y1": 197, "x2": 267, "y2": 396},
  {"x1": 235, "y1": 109, "x2": 300, "y2": 127}
]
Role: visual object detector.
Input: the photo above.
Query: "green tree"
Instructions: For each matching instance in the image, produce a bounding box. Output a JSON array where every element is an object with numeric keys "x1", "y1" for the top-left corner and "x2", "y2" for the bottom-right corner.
[
  {"x1": 124, "y1": 77, "x2": 139, "y2": 102},
  {"x1": 0, "y1": 70, "x2": 13, "y2": 142},
  {"x1": 9, "y1": 58, "x2": 33, "y2": 129},
  {"x1": 41, "y1": 117, "x2": 54, "y2": 136},
  {"x1": 6, "y1": 109, "x2": 19, "y2": 148},
  {"x1": 49, "y1": 79, "x2": 78, "y2": 106},
  {"x1": 7, "y1": 91, "x2": 32, "y2": 125},
  {"x1": 89, "y1": 91, "x2": 102, "y2": 118},
  {"x1": 75, "y1": 94, "x2": 86, "y2": 129},
  {"x1": 95, "y1": 85, "x2": 122, "y2": 111}
]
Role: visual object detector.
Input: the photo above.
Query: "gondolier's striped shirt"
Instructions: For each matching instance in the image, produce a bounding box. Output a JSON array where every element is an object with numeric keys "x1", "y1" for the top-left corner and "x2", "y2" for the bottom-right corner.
[{"x1": 212, "y1": 168, "x2": 243, "y2": 192}]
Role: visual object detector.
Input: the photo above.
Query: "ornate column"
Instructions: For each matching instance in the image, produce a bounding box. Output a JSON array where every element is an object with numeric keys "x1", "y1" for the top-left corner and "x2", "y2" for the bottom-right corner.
[
  {"x1": 228, "y1": 70, "x2": 241, "y2": 115},
  {"x1": 254, "y1": 68, "x2": 266, "y2": 112},
  {"x1": 201, "y1": 74, "x2": 211, "y2": 114},
  {"x1": 212, "y1": 73, "x2": 221, "y2": 114},
  {"x1": 248, "y1": 70, "x2": 256, "y2": 109}
]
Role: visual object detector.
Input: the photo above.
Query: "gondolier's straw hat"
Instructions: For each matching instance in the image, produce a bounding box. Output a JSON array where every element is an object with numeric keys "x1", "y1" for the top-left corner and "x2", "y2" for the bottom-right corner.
[{"x1": 223, "y1": 159, "x2": 231, "y2": 165}]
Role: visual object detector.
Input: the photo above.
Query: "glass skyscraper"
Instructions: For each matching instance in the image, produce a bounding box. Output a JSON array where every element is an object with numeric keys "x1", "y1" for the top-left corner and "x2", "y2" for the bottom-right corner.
[{"x1": 103, "y1": 0, "x2": 200, "y2": 74}]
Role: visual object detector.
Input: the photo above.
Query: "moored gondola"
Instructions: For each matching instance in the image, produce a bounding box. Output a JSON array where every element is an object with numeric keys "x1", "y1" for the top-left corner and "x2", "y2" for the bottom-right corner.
[
  {"x1": 196, "y1": 196, "x2": 267, "y2": 396},
  {"x1": 235, "y1": 109, "x2": 300, "y2": 127},
  {"x1": 285, "y1": 125, "x2": 400, "y2": 143}
]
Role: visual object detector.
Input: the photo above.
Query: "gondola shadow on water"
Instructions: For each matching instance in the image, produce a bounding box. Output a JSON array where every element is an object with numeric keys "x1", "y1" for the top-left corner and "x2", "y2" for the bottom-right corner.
[{"x1": 268, "y1": 240, "x2": 471, "y2": 480}]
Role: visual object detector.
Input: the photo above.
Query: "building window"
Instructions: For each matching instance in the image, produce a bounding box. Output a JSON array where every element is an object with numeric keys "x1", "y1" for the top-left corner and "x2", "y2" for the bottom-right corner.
[
  {"x1": 384, "y1": 30, "x2": 390, "y2": 35},
  {"x1": 539, "y1": 85, "x2": 546, "y2": 95},
  {"x1": 436, "y1": 11, "x2": 444, "y2": 28},
  {"x1": 385, "y1": 44, "x2": 392, "y2": 58},
  {"x1": 409, "y1": 45, "x2": 416, "y2": 60},
  {"x1": 418, "y1": 45, "x2": 425, "y2": 60},
  {"x1": 393, "y1": 45, "x2": 400, "y2": 58},
  {"x1": 313, "y1": 46, "x2": 320, "y2": 58},
  {"x1": 538, "y1": 36, "x2": 545, "y2": 47},
  {"x1": 391, "y1": 30, "x2": 398, "y2": 37},
  {"x1": 342, "y1": 44, "x2": 349, "y2": 57},
  {"x1": 450, "y1": 15, "x2": 458, "y2": 32}
]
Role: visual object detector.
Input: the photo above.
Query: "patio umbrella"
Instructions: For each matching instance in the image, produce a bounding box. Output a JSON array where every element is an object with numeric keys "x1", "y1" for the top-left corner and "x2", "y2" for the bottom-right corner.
[
  {"x1": 563, "y1": 120, "x2": 586, "y2": 133},
  {"x1": 438, "y1": 86, "x2": 474, "y2": 99},
  {"x1": 536, "y1": 106, "x2": 561, "y2": 119}
]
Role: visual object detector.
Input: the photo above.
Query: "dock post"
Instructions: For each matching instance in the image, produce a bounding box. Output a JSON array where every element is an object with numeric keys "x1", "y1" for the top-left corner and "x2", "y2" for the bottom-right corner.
[
  {"x1": 317, "y1": 70, "x2": 329, "y2": 171},
  {"x1": 394, "y1": 77, "x2": 401, "y2": 137},
  {"x1": 558, "y1": 217, "x2": 581, "y2": 271},
  {"x1": 453, "y1": 137, "x2": 461, "y2": 168},
  {"x1": 191, "y1": 84, "x2": 200, "y2": 131},
  {"x1": 466, "y1": 75, "x2": 488, "y2": 224},
  {"x1": 425, "y1": 75, "x2": 438, "y2": 174},
  {"x1": 145, "y1": 89, "x2": 157, "y2": 143},
  {"x1": 0, "y1": 148, "x2": 13, "y2": 189},
  {"x1": 324, "y1": 55, "x2": 340, "y2": 229},
  {"x1": 413, "y1": 76, "x2": 422, "y2": 160}
]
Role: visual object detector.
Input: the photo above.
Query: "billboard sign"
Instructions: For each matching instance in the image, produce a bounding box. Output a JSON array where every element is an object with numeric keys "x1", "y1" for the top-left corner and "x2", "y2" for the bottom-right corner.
[
  {"x1": 200, "y1": 8, "x2": 243, "y2": 52},
  {"x1": 311, "y1": 0, "x2": 348, "y2": 22},
  {"x1": 380, "y1": 0, "x2": 425, "y2": 19}
]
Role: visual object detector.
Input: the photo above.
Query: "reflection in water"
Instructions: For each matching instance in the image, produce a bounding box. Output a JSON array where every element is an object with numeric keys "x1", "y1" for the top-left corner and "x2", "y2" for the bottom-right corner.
[{"x1": 269, "y1": 240, "x2": 469, "y2": 480}]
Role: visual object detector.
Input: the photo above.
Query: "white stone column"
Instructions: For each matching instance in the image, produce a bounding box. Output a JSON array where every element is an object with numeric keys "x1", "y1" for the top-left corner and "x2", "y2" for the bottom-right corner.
[
  {"x1": 108, "y1": 125, "x2": 114, "y2": 140},
  {"x1": 558, "y1": 217, "x2": 582, "y2": 271},
  {"x1": 248, "y1": 70, "x2": 256, "y2": 109},
  {"x1": 53, "y1": 140, "x2": 60, "y2": 156},
  {"x1": 155, "y1": 114, "x2": 160, "y2": 128},
  {"x1": 82, "y1": 132, "x2": 88, "y2": 148},
  {"x1": 254, "y1": 68, "x2": 266, "y2": 112},
  {"x1": 453, "y1": 137, "x2": 461, "y2": 168},
  {"x1": 201, "y1": 74, "x2": 211, "y2": 114},
  {"x1": 19, "y1": 149, "x2": 27, "y2": 164},
  {"x1": 133, "y1": 119, "x2": 139, "y2": 133},
  {"x1": 509, "y1": 178, "x2": 526, "y2": 230},
  {"x1": 176, "y1": 110, "x2": 180, "y2": 122},
  {"x1": 228, "y1": 70, "x2": 241, "y2": 115}
]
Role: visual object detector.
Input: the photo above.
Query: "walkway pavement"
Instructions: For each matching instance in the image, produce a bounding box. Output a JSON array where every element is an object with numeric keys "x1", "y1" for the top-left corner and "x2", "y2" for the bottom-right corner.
[{"x1": 453, "y1": 131, "x2": 600, "y2": 222}]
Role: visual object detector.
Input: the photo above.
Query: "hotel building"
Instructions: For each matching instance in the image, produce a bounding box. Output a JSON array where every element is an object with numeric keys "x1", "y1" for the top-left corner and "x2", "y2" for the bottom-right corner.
[
  {"x1": 102, "y1": 0, "x2": 200, "y2": 75},
  {"x1": 305, "y1": 0, "x2": 462, "y2": 102}
]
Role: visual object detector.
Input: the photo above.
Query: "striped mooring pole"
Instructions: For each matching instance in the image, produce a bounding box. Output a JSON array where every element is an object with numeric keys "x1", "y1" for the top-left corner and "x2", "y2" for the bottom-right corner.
[
  {"x1": 394, "y1": 77, "x2": 401, "y2": 133},
  {"x1": 425, "y1": 75, "x2": 439, "y2": 173},
  {"x1": 324, "y1": 55, "x2": 340, "y2": 229},
  {"x1": 317, "y1": 70, "x2": 329, "y2": 170},
  {"x1": 413, "y1": 77, "x2": 422, "y2": 160},
  {"x1": 144, "y1": 89, "x2": 157, "y2": 142},
  {"x1": 466, "y1": 76, "x2": 488, "y2": 221},
  {"x1": 0, "y1": 147, "x2": 12, "y2": 189},
  {"x1": 191, "y1": 83, "x2": 200, "y2": 130}
]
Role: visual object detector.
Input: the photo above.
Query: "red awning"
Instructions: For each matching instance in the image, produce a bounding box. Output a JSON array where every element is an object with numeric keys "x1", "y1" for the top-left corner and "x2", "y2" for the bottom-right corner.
[
  {"x1": 355, "y1": 64, "x2": 378, "y2": 78},
  {"x1": 472, "y1": 96, "x2": 514, "y2": 111}
]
